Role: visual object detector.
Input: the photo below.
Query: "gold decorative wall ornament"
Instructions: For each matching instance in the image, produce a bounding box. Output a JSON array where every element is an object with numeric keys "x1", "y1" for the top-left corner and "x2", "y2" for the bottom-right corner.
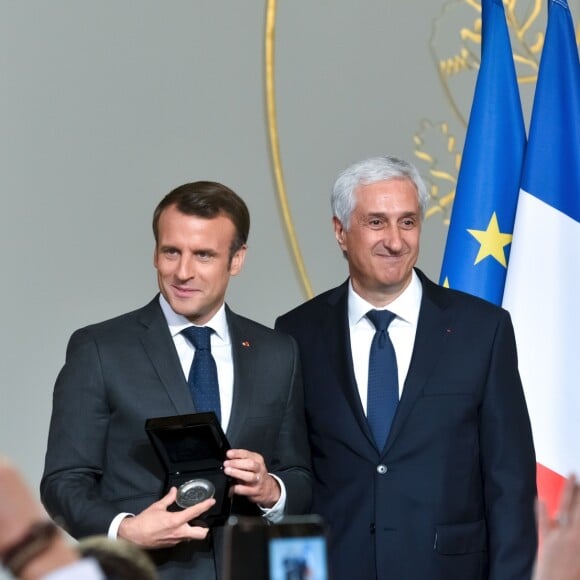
[{"x1": 264, "y1": 0, "x2": 314, "y2": 299}]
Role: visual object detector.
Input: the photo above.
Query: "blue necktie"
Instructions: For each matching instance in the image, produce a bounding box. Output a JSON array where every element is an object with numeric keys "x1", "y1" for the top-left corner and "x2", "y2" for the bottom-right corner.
[
  {"x1": 366, "y1": 309, "x2": 399, "y2": 450},
  {"x1": 182, "y1": 326, "x2": 221, "y2": 423}
]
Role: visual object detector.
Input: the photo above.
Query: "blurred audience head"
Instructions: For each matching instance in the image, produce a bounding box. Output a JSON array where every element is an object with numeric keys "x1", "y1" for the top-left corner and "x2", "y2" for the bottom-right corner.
[{"x1": 79, "y1": 535, "x2": 158, "y2": 580}]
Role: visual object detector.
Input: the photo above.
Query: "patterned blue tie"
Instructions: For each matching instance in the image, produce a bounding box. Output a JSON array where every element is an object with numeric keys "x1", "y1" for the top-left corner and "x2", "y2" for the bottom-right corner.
[
  {"x1": 366, "y1": 309, "x2": 399, "y2": 450},
  {"x1": 182, "y1": 326, "x2": 221, "y2": 423}
]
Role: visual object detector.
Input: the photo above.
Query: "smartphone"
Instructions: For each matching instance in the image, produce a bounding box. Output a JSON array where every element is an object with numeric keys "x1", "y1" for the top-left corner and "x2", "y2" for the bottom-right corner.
[{"x1": 222, "y1": 514, "x2": 328, "y2": 580}]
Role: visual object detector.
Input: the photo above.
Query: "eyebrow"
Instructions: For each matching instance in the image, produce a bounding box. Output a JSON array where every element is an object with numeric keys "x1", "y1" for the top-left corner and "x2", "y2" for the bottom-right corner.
[{"x1": 365, "y1": 211, "x2": 419, "y2": 219}]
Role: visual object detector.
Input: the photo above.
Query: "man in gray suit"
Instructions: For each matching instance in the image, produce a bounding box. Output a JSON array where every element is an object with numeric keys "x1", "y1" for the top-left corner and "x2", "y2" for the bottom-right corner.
[{"x1": 41, "y1": 181, "x2": 312, "y2": 580}]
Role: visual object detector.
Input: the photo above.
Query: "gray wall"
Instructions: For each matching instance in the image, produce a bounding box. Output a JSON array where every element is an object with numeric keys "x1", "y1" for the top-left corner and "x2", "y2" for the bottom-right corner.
[{"x1": 1, "y1": 0, "x2": 576, "y2": 538}]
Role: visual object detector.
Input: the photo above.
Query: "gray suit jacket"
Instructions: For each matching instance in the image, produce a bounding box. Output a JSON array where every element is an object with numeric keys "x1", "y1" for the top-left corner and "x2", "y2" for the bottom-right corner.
[{"x1": 41, "y1": 297, "x2": 312, "y2": 580}]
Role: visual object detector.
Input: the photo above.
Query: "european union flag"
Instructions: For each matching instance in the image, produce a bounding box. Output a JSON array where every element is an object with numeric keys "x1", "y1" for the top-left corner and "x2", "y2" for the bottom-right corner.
[{"x1": 439, "y1": 0, "x2": 526, "y2": 305}]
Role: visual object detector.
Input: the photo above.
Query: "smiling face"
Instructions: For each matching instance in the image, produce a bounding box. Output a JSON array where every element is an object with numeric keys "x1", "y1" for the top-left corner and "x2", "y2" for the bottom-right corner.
[
  {"x1": 334, "y1": 178, "x2": 421, "y2": 306},
  {"x1": 154, "y1": 204, "x2": 246, "y2": 324}
]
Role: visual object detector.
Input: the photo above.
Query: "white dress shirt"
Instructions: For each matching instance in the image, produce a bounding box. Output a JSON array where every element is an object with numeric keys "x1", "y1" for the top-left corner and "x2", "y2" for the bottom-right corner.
[{"x1": 348, "y1": 270, "x2": 422, "y2": 414}]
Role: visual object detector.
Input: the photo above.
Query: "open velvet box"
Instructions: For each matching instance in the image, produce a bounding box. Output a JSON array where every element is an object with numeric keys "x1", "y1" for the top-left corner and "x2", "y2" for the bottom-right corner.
[{"x1": 145, "y1": 411, "x2": 232, "y2": 526}]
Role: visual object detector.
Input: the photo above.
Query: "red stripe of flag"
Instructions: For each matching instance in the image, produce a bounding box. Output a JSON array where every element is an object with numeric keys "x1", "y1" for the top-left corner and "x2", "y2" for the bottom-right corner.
[{"x1": 537, "y1": 463, "x2": 567, "y2": 518}]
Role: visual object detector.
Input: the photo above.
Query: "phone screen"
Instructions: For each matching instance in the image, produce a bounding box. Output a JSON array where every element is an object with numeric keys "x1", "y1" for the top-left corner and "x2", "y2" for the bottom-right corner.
[
  {"x1": 222, "y1": 515, "x2": 328, "y2": 580},
  {"x1": 268, "y1": 535, "x2": 328, "y2": 580}
]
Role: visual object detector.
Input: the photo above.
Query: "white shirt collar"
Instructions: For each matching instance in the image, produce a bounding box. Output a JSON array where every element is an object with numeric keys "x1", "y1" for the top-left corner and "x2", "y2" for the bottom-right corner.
[
  {"x1": 158, "y1": 294, "x2": 230, "y2": 343},
  {"x1": 348, "y1": 269, "x2": 423, "y2": 327}
]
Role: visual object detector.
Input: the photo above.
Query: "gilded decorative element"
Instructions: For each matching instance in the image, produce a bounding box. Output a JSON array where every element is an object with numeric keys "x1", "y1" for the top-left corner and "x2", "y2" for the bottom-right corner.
[{"x1": 265, "y1": 0, "x2": 314, "y2": 299}]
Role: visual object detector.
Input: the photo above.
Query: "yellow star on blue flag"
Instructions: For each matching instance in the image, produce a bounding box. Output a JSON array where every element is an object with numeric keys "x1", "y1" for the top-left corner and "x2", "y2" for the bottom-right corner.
[{"x1": 467, "y1": 212, "x2": 512, "y2": 267}]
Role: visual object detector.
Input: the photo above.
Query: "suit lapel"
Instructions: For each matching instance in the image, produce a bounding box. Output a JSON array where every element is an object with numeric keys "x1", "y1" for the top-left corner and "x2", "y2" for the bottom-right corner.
[
  {"x1": 137, "y1": 298, "x2": 195, "y2": 414},
  {"x1": 324, "y1": 283, "x2": 378, "y2": 448},
  {"x1": 224, "y1": 307, "x2": 253, "y2": 441},
  {"x1": 384, "y1": 272, "x2": 453, "y2": 453}
]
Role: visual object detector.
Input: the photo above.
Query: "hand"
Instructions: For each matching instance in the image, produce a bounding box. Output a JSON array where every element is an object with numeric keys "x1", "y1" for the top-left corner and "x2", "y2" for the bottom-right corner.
[
  {"x1": 0, "y1": 456, "x2": 42, "y2": 556},
  {"x1": 118, "y1": 486, "x2": 215, "y2": 549},
  {"x1": 533, "y1": 474, "x2": 580, "y2": 580},
  {"x1": 0, "y1": 456, "x2": 78, "y2": 579},
  {"x1": 223, "y1": 449, "x2": 280, "y2": 508}
]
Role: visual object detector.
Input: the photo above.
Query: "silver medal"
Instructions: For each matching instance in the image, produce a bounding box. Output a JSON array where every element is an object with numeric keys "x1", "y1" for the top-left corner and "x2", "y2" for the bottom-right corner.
[{"x1": 176, "y1": 478, "x2": 216, "y2": 508}]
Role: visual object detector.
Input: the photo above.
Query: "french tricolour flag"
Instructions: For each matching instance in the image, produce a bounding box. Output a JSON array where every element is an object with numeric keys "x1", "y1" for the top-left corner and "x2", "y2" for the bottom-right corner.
[{"x1": 502, "y1": 0, "x2": 580, "y2": 516}]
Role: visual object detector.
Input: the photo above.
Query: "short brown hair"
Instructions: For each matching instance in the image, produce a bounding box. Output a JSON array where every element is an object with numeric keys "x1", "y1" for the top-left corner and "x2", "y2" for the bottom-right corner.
[{"x1": 153, "y1": 181, "x2": 250, "y2": 259}]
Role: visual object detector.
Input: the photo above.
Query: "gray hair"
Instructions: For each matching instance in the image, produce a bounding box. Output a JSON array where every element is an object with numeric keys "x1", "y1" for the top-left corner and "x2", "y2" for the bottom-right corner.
[{"x1": 331, "y1": 155, "x2": 429, "y2": 228}]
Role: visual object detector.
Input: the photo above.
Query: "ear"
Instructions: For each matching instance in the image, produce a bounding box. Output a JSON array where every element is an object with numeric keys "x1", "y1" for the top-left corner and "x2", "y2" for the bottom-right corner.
[
  {"x1": 153, "y1": 246, "x2": 159, "y2": 269},
  {"x1": 333, "y1": 217, "x2": 347, "y2": 252},
  {"x1": 229, "y1": 245, "x2": 247, "y2": 276}
]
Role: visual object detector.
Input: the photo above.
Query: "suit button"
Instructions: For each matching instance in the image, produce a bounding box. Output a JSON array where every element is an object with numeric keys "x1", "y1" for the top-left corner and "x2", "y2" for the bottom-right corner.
[
  {"x1": 369, "y1": 523, "x2": 376, "y2": 534},
  {"x1": 376, "y1": 464, "x2": 388, "y2": 474}
]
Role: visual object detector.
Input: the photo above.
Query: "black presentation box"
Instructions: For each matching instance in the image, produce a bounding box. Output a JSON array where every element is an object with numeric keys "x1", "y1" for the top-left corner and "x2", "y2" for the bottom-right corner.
[{"x1": 145, "y1": 411, "x2": 232, "y2": 526}]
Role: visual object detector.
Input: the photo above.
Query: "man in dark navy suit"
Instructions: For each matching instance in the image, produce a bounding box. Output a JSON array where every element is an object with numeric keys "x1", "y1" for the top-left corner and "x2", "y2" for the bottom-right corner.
[{"x1": 276, "y1": 155, "x2": 536, "y2": 580}]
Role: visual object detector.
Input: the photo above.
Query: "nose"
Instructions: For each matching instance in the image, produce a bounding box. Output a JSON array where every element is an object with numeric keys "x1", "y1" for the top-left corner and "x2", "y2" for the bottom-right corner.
[
  {"x1": 176, "y1": 255, "x2": 196, "y2": 281},
  {"x1": 382, "y1": 225, "x2": 403, "y2": 252}
]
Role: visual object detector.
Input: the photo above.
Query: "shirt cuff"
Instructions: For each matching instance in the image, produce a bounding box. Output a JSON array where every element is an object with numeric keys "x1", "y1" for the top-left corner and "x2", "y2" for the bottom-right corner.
[
  {"x1": 259, "y1": 473, "x2": 286, "y2": 523},
  {"x1": 41, "y1": 557, "x2": 105, "y2": 580},
  {"x1": 107, "y1": 512, "x2": 134, "y2": 540}
]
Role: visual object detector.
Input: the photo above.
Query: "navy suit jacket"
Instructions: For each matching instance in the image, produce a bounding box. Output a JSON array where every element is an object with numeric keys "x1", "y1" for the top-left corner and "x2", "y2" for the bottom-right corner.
[
  {"x1": 276, "y1": 270, "x2": 536, "y2": 580},
  {"x1": 41, "y1": 297, "x2": 312, "y2": 580}
]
